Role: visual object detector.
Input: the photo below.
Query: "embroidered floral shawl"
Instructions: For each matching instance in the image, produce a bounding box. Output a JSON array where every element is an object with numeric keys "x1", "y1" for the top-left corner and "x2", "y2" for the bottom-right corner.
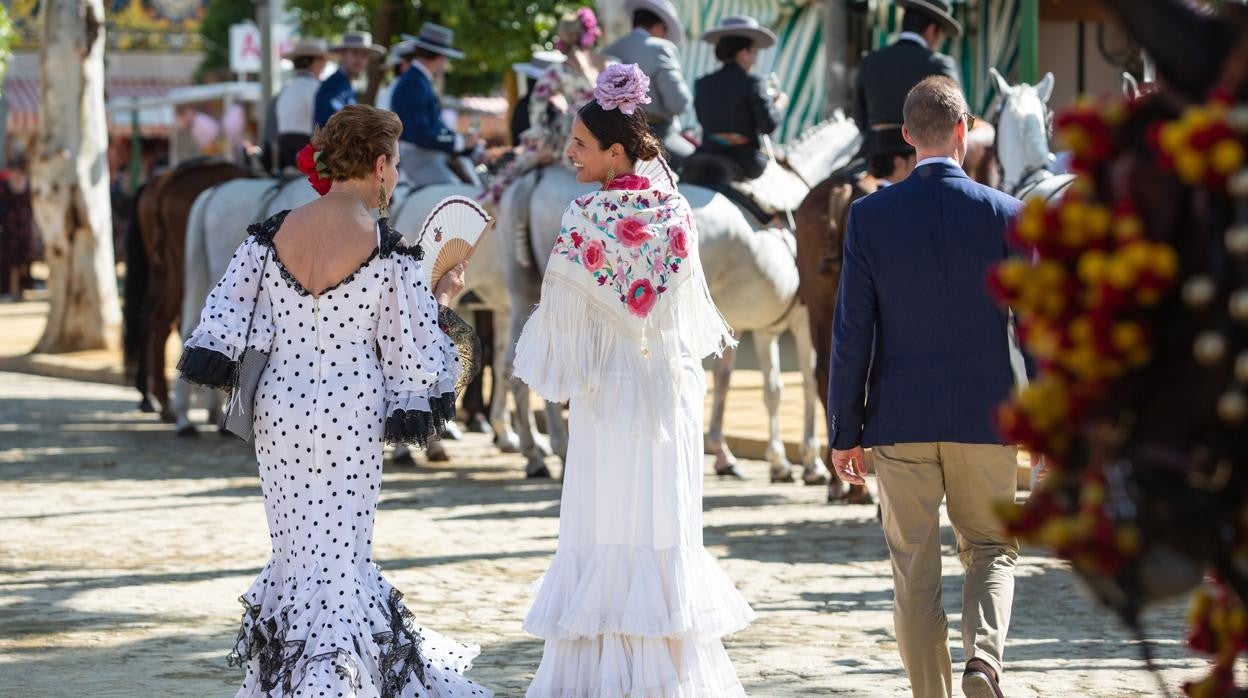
[{"x1": 513, "y1": 163, "x2": 735, "y2": 438}]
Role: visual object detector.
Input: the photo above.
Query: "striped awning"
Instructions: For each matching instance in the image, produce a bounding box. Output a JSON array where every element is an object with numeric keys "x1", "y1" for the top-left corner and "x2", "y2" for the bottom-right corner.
[
  {"x1": 3, "y1": 76, "x2": 191, "y2": 136},
  {"x1": 674, "y1": 0, "x2": 827, "y2": 142}
]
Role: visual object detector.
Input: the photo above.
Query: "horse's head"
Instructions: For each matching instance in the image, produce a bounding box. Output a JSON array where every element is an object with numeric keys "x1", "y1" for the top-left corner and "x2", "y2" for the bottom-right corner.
[
  {"x1": 778, "y1": 111, "x2": 862, "y2": 188},
  {"x1": 988, "y1": 67, "x2": 1056, "y2": 196}
]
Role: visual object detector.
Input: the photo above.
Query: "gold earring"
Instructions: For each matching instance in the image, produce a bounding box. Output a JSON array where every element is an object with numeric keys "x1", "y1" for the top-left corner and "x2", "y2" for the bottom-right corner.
[
  {"x1": 606, "y1": 165, "x2": 616, "y2": 185},
  {"x1": 377, "y1": 180, "x2": 388, "y2": 219}
]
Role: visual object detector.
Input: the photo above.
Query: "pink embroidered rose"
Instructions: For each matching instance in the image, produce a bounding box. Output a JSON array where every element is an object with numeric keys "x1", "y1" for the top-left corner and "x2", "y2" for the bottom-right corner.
[
  {"x1": 583, "y1": 239, "x2": 606, "y2": 271},
  {"x1": 626, "y1": 278, "x2": 658, "y2": 318},
  {"x1": 668, "y1": 225, "x2": 689, "y2": 259},
  {"x1": 615, "y1": 216, "x2": 651, "y2": 248},
  {"x1": 606, "y1": 173, "x2": 651, "y2": 191}
]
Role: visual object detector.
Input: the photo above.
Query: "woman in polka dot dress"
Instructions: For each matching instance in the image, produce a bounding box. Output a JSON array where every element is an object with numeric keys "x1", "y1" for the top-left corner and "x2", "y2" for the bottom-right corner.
[{"x1": 179, "y1": 105, "x2": 492, "y2": 697}]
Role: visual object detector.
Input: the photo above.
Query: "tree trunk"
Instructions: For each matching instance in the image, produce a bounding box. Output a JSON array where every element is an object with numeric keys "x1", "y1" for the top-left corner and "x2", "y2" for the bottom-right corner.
[
  {"x1": 30, "y1": 0, "x2": 120, "y2": 353},
  {"x1": 365, "y1": 0, "x2": 403, "y2": 105}
]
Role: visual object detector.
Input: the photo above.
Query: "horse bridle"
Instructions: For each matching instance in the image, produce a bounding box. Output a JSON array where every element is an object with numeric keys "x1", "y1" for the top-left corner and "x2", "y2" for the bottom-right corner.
[{"x1": 987, "y1": 95, "x2": 1058, "y2": 199}]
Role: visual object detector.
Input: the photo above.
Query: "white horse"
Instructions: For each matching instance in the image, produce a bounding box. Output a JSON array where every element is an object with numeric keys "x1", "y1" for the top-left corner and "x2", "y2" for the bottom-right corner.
[
  {"x1": 988, "y1": 68, "x2": 1076, "y2": 203},
  {"x1": 174, "y1": 177, "x2": 529, "y2": 458},
  {"x1": 498, "y1": 114, "x2": 860, "y2": 481}
]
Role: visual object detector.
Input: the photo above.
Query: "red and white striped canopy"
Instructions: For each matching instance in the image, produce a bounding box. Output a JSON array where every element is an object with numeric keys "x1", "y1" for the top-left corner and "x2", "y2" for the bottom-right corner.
[{"x1": 4, "y1": 76, "x2": 191, "y2": 136}]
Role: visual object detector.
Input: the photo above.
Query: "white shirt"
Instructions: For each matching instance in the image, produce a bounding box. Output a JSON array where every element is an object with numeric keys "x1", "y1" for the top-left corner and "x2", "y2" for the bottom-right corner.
[
  {"x1": 916, "y1": 156, "x2": 960, "y2": 169},
  {"x1": 274, "y1": 71, "x2": 320, "y2": 135},
  {"x1": 896, "y1": 31, "x2": 929, "y2": 49}
]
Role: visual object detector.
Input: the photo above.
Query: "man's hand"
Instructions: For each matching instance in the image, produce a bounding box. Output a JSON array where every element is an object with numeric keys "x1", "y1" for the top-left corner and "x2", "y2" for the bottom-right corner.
[
  {"x1": 463, "y1": 131, "x2": 480, "y2": 151},
  {"x1": 1030, "y1": 451, "x2": 1048, "y2": 483},
  {"x1": 832, "y1": 446, "x2": 867, "y2": 486}
]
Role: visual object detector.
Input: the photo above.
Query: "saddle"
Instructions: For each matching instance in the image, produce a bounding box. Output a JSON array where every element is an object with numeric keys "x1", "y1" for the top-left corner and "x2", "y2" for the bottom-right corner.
[{"x1": 682, "y1": 150, "x2": 820, "y2": 226}]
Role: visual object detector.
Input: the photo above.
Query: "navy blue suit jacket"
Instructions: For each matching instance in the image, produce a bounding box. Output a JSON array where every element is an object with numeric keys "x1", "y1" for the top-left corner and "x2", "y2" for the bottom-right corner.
[
  {"x1": 313, "y1": 70, "x2": 355, "y2": 129},
  {"x1": 391, "y1": 67, "x2": 457, "y2": 153},
  {"x1": 828, "y1": 161, "x2": 1025, "y2": 450}
]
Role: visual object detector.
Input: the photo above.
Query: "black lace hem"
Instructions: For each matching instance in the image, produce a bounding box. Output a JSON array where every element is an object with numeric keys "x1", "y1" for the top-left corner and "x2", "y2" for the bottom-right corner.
[
  {"x1": 226, "y1": 588, "x2": 426, "y2": 698},
  {"x1": 176, "y1": 346, "x2": 236, "y2": 390},
  {"x1": 383, "y1": 392, "x2": 458, "y2": 449}
]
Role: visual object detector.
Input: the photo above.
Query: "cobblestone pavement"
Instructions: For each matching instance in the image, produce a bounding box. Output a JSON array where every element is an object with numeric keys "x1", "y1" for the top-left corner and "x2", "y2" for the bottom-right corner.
[{"x1": 0, "y1": 372, "x2": 1207, "y2": 697}]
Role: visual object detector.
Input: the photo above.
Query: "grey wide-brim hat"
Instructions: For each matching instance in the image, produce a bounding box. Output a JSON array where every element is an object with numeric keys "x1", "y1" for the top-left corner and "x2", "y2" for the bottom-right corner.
[
  {"x1": 897, "y1": 0, "x2": 963, "y2": 38},
  {"x1": 512, "y1": 50, "x2": 567, "y2": 80},
  {"x1": 701, "y1": 15, "x2": 776, "y2": 49},
  {"x1": 403, "y1": 22, "x2": 465, "y2": 60},
  {"x1": 330, "y1": 30, "x2": 386, "y2": 57},
  {"x1": 623, "y1": 0, "x2": 685, "y2": 47},
  {"x1": 283, "y1": 38, "x2": 328, "y2": 60}
]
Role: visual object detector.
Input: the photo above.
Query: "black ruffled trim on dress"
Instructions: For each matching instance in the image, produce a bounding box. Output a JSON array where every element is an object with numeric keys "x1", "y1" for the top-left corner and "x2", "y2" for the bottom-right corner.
[
  {"x1": 226, "y1": 587, "x2": 426, "y2": 698},
  {"x1": 378, "y1": 217, "x2": 424, "y2": 260},
  {"x1": 176, "y1": 346, "x2": 236, "y2": 390}
]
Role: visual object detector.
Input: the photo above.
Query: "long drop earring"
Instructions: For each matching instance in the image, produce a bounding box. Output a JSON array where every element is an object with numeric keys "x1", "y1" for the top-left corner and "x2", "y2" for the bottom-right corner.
[
  {"x1": 377, "y1": 180, "x2": 388, "y2": 219},
  {"x1": 605, "y1": 165, "x2": 616, "y2": 186}
]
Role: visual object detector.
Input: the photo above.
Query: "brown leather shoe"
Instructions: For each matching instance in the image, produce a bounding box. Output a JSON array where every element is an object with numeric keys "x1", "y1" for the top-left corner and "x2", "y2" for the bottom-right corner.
[{"x1": 962, "y1": 659, "x2": 1004, "y2": 698}]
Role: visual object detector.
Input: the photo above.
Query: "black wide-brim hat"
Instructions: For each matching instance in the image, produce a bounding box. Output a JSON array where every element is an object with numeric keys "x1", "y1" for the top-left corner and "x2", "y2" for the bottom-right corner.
[
  {"x1": 867, "y1": 126, "x2": 916, "y2": 158},
  {"x1": 897, "y1": 0, "x2": 963, "y2": 39}
]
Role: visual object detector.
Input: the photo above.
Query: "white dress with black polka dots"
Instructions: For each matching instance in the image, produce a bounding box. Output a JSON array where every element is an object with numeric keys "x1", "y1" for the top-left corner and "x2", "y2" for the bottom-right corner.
[{"x1": 180, "y1": 212, "x2": 491, "y2": 698}]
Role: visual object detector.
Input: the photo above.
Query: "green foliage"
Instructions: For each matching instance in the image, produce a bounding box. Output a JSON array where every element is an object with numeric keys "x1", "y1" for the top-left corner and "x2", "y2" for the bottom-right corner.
[
  {"x1": 0, "y1": 4, "x2": 14, "y2": 92},
  {"x1": 285, "y1": 0, "x2": 592, "y2": 95},
  {"x1": 198, "y1": 0, "x2": 257, "y2": 79}
]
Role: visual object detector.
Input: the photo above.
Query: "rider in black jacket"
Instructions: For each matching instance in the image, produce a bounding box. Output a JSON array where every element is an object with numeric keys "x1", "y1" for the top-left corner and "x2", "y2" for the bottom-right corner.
[
  {"x1": 853, "y1": 0, "x2": 963, "y2": 158},
  {"x1": 692, "y1": 16, "x2": 785, "y2": 182}
]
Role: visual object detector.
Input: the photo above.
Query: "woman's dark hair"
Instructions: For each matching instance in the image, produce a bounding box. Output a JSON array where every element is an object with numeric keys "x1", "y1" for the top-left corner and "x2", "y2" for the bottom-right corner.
[
  {"x1": 632, "y1": 9, "x2": 663, "y2": 29},
  {"x1": 576, "y1": 100, "x2": 663, "y2": 163},
  {"x1": 714, "y1": 36, "x2": 753, "y2": 62}
]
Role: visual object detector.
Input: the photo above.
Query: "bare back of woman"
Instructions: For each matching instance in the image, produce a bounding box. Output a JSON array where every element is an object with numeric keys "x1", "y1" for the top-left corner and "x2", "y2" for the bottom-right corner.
[{"x1": 273, "y1": 192, "x2": 380, "y2": 298}]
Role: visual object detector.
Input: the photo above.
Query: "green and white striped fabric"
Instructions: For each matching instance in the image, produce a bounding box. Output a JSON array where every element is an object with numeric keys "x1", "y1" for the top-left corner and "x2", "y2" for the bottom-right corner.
[{"x1": 674, "y1": 0, "x2": 826, "y2": 143}]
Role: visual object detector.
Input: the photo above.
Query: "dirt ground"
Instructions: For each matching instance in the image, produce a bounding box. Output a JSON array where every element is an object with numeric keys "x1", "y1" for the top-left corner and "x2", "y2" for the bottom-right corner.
[{"x1": 0, "y1": 371, "x2": 1208, "y2": 696}]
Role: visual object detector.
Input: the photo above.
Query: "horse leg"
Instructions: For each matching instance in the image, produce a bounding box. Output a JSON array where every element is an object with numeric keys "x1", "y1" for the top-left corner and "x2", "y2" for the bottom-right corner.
[
  {"x1": 206, "y1": 387, "x2": 224, "y2": 429},
  {"x1": 147, "y1": 321, "x2": 174, "y2": 423},
  {"x1": 754, "y1": 330, "x2": 796, "y2": 483},
  {"x1": 463, "y1": 310, "x2": 494, "y2": 434},
  {"x1": 790, "y1": 310, "x2": 830, "y2": 485},
  {"x1": 705, "y1": 346, "x2": 743, "y2": 478},
  {"x1": 427, "y1": 438, "x2": 450, "y2": 462},
  {"x1": 171, "y1": 377, "x2": 198, "y2": 437},
  {"x1": 545, "y1": 401, "x2": 568, "y2": 471},
  {"x1": 490, "y1": 311, "x2": 522, "y2": 453}
]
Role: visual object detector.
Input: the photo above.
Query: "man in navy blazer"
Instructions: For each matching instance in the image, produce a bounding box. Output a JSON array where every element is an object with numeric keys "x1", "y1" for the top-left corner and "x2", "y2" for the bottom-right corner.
[
  {"x1": 829, "y1": 76, "x2": 1025, "y2": 698},
  {"x1": 390, "y1": 23, "x2": 480, "y2": 187}
]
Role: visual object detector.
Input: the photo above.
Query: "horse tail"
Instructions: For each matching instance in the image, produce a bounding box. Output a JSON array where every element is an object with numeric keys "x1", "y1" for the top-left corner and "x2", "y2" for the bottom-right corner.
[{"x1": 122, "y1": 183, "x2": 149, "y2": 377}]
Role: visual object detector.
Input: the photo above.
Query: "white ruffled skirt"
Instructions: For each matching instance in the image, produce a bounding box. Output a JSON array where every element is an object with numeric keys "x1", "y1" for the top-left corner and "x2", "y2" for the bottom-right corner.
[{"x1": 525, "y1": 361, "x2": 755, "y2": 697}]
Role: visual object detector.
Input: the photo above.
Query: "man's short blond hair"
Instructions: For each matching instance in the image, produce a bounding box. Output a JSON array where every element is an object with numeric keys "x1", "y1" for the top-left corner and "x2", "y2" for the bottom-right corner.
[{"x1": 903, "y1": 76, "x2": 969, "y2": 147}]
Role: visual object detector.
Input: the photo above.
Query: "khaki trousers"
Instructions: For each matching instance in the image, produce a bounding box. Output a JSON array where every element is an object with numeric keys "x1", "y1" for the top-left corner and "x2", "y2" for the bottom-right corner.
[{"x1": 873, "y1": 442, "x2": 1019, "y2": 698}]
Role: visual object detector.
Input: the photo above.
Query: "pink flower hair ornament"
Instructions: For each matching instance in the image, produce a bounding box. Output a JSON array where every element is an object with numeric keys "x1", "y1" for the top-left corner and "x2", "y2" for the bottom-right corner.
[
  {"x1": 595, "y1": 63, "x2": 652, "y2": 115},
  {"x1": 577, "y1": 8, "x2": 602, "y2": 49}
]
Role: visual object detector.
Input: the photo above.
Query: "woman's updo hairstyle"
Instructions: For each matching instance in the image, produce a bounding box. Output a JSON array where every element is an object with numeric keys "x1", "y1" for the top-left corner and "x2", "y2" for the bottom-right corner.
[
  {"x1": 310, "y1": 104, "x2": 402, "y2": 181},
  {"x1": 576, "y1": 100, "x2": 663, "y2": 163}
]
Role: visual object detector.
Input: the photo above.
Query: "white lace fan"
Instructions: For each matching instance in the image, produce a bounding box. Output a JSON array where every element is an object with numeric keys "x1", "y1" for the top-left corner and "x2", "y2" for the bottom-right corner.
[{"x1": 414, "y1": 195, "x2": 494, "y2": 290}]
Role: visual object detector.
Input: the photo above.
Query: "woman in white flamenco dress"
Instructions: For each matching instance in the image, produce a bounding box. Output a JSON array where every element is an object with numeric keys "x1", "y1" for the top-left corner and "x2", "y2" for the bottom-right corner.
[
  {"x1": 514, "y1": 64, "x2": 756, "y2": 697},
  {"x1": 179, "y1": 105, "x2": 492, "y2": 698}
]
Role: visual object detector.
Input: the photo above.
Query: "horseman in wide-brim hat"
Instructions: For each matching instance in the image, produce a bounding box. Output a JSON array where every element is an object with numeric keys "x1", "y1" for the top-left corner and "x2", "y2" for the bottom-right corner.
[
  {"x1": 687, "y1": 15, "x2": 786, "y2": 186},
  {"x1": 852, "y1": 0, "x2": 963, "y2": 159},
  {"x1": 270, "y1": 38, "x2": 329, "y2": 170},
  {"x1": 314, "y1": 31, "x2": 386, "y2": 128},
  {"x1": 389, "y1": 23, "x2": 482, "y2": 187}
]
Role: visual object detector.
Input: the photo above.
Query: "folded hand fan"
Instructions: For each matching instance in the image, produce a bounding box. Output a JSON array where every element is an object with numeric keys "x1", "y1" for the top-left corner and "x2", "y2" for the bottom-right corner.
[{"x1": 415, "y1": 195, "x2": 494, "y2": 290}]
